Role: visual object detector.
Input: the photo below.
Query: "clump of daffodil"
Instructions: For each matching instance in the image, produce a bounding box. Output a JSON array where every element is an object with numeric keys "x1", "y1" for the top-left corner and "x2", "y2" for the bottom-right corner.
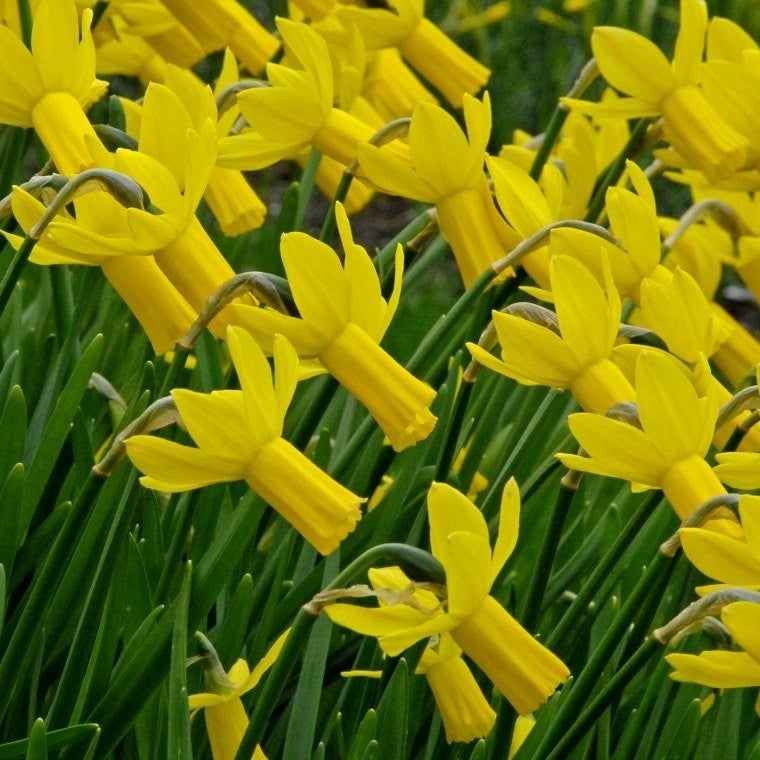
[
  {"x1": 325, "y1": 479, "x2": 570, "y2": 715},
  {"x1": 126, "y1": 328, "x2": 364, "y2": 555},
  {"x1": 233, "y1": 203, "x2": 436, "y2": 451},
  {"x1": 563, "y1": 0, "x2": 749, "y2": 182},
  {"x1": 358, "y1": 92, "x2": 519, "y2": 287},
  {"x1": 189, "y1": 630, "x2": 289, "y2": 760},
  {"x1": 221, "y1": 18, "x2": 384, "y2": 170},
  {"x1": 318, "y1": 0, "x2": 489, "y2": 108},
  {"x1": 468, "y1": 255, "x2": 635, "y2": 415},
  {"x1": 6, "y1": 82, "x2": 236, "y2": 353},
  {"x1": 558, "y1": 349, "x2": 728, "y2": 521},
  {"x1": 0, "y1": 0, "x2": 108, "y2": 173},
  {"x1": 665, "y1": 600, "x2": 760, "y2": 706},
  {"x1": 342, "y1": 566, "x2": 497, "y2": 743}
]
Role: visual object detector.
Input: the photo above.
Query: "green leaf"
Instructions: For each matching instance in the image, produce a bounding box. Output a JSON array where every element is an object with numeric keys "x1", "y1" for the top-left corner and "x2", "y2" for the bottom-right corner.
[
  {"x1": 21, "y1": 334, "x2": 104, "y2": 538},
  {"x1": 347, "y1": 710, "x2": 377, "y2": 760},
  {"x1": 214, "y1": 573, "x2": 255, "y2": 668},
  {"x1": 167, "y1": 561, "x2": 192, "y2": 760},
  {"x1": 0, "y1": 386, "x2": 25, "y2": 482},
  {"x1": 375, "y1": 658, "x2": 410, "y2": 759},
  {"x1": 24, "y1": 719, "x2": 46, "y2": 760},
  {"x1": 0, "y1": 464, "x2": 24, "y2": 578},
  {"x1": 0, "y1": 725, "x2": 99, "y2": 759}
]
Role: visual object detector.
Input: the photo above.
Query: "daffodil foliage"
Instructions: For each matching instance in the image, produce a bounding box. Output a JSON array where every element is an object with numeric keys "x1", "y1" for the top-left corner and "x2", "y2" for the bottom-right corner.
[{"x1": 3, "y1": 0, "x2": 760, "y2": 758}]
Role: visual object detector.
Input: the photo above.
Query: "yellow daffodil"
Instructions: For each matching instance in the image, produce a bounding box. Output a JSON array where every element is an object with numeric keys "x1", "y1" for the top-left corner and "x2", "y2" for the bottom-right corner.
[
  {"x1": 126, "y1": 328, "x2": 364, "y2": 555},
  {"x1": 345, "y1": 566, "x2": 496, "y2": 743},
  {"x1": 159, "y1": 0, "x2": 279, "y2": 74},
  {"x1": 0, "y1": 0, "x2": 107, "y2": 173},
  {"x1": 563, "y1": 0, "x2": 749, "y2": 182},
  {"x1": 678, "y1": 495, "x2": 760, "y2": 593},
  {"x1": 468, "y1": 255, "x2": 635, "y2": 415},
  {"x1": 325, "y1": 0, "x2": 489, "y2": 107},
  {"x1": 666, "y1": 601, "x2": 760, "y2": 707},
  {"x1": 226, "y1": 19, "x2": 380, "y2": 170},
  {"x1": 233, "y1": 203, "x2": 436, "y2": 451},
  {"x1": 189, "y1": 630, "x2": 290, "y2": 760},
  {"x1": 358, "y1": 92, "x2": 519, "y2": 287},
  {"x1": 325, "y1": 479, "x2": 570, "y2": 715},
  {"x1": 7, "y1": 82, "x2": 237, "y2": 352},
  {"x1": 558, "y1": 349, "x2": 726, "y2": 520}
]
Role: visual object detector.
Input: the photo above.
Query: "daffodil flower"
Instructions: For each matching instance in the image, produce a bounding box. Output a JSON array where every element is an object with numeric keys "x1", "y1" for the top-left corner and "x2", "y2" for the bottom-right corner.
[
  {"x1": 126, "y1": 328, "x2": 364, "y2": 555},
  {"x1": 468, "y1": 255, "x2": 635, "y2": 415},
  {"x1": 358, "y1": 93, "x2": 519, "y2": 287},
  {"x1": 341, "y1": 565, "x2": 496, "y2": 743},
  {"x1": 226, "y1": 19, "x2": 380, "y2": 170},
  {"x1": 6, "y1": 82, "x2": 236, "y2": 352},
  {"x1": 326, "y1": 0, "x2": 489, "y2": 107},
  {"x1": 0, "y1": 0, "x2": 108, "y2": 173},
  {"x1": 325, "y1": 479, "x2": 570, "y2": 715},
  {"x1": 666, "y1": 601, "x2": 760, "y2": 708},
  {"x1": 563, "y1": 0, "x2": 748, "y2": 182},
  {"x1": 189, "y1": 630, "x2": 290, "y2": 760},
  {"x1": 233, "y1": 203, "x2": 436, "y2": 452},
  {"x1": 558, "y1": 349, "x2": 726, "y2": 520}
]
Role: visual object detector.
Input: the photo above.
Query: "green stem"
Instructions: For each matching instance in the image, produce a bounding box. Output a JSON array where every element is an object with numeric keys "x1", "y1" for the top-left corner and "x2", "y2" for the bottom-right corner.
[
  {"x1": 233, "y1": 543, "x2": 441, "y2": 760},
  {"x1": 546, "y1": 490, "x2": 661, "y2": 650},
  {"x1": 157, "y1": 345, "x2": 190, "y2": 397},
  {"x1": 520, "y1": 480, "x2": 576, "y2": 632},
  {"x1": 544, "y1": 639, "x2": 660, "y2": 760},
  {"x1": 524, "y1": 551, "x2": 672, "y2": 759},
  {"x1": 0, "y1": 235, "x2": 37, "y2": 320},
  {"x1": 584, "y1": 118, "x2": 651, "y2": 225},
  {"x1": 319, "y1": 170, "x2": 355, "y2": 243},
  {"x1": 529, "y1": 107, "x2": 569, "y2": 181}
]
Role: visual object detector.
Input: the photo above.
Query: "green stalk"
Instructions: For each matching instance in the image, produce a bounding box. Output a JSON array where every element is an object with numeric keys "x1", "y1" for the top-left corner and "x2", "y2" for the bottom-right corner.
[
  {"x1": 546, "y1": 490, "x2": 662, "y2": 649},
  {"x1": 521, "y1": 551, "x2": 674, "y2": 759},
  {"x1": 584, "y1": 118, "x2": 651, "y2": 224},
  {"x1": 519, "y1": 479, "x2": 576, "y2": 632},
  {"x1": 0, "y1": 235, "x2": 37, "y2": 320},
  {"x1": 544, "y1": 639, "x2": 660, "y2": 760}
]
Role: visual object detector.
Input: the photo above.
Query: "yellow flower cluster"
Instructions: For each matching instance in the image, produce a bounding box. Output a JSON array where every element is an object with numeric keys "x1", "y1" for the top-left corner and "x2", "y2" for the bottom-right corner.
[{"x1": 6, "y1": 0, "x2": 760, "y2": 754}]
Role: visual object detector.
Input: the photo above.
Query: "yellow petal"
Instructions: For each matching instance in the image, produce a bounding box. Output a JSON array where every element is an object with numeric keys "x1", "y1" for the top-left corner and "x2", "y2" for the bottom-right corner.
[
  {"x1": 591, "y1": 26, "x2": 674, "y2": 103},
  {"x1": 722, "y1": 602, "x2": 760, "y2": 663},
  {"x1": 490, "y1": 477, "x2": 520, "y2": 582},
  {"x1": 126, "y1": 435, "x2": 244, "y2": 491},
  {"x1": 427, "y1": 482, "x2": 489, "y2": 557},
  {"x1": 679, "y1": 527, "x2": 760, "y2": 586},
  {"x1": 667, "y1": 650, "x2": 760, "y2": 688}
]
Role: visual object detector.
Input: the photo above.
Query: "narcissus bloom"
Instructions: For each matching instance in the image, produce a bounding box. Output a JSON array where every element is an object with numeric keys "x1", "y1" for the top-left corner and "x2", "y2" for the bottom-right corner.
[
  {"x1": 666, "y1": 601, "x2": 760, "y2": 706},
  {"x1": 325, "y1": 479, "x2": 570, "y2": 715},
  {"x1": 325, "y1": 0, "x2": 489, "y2": 107},
  {"x1": 189, "y1": 630, "x2": 289, "y2": 760},
  {"x1": 558, "y1": 350, "x2": 726, "y2": 520},
  {"x1": 563, "y1": 0, "x2": 748, "y2": 182},
  {"x1": 342, "y1": 566, "x2": 496, "y2": 743},
  {"x1": 358, "y1": 93, "x2": 519, "y2": 287},
  {"x1": 233, "y1": 203, "x2": 436, "y2": 451},
  {"x1": 126, "y1": 328, "x2": 363, "y2": 555},
  {"x1": 0, "y1": 0, "x2": 107, "y2": 173},
  {"x1": 468, "y1": 255, "x2": 635, "y2": 415},
  {"x1": 227, "y1": 18, "x2": 380, "y2": 169}
]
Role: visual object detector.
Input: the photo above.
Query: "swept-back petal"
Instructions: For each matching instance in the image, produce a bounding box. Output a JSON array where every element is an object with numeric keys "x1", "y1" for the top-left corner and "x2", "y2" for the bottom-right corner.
[
  {"x1": 439, "y1": 532, "x2": 492, "y2": 619},
  {"x1": 667, "y1": 650, "x2": 760, "y2": 688},
  {"x1": 722, "y1": 602, "x2": 760, "y2": 663},
  {"x1": 592, "y1": 26, "x2": 674, "y2": 103},
  {"x1": 232, "y1": 304, "x2": 325, "y2": 356},
  {"x1": 562, "y1": 412, "x2": 666, "y2": 485},
  {"x1": 358, "y1": 143, "x2": 438, "y2": 203},
  {"x1": 428, "y1": 482, "x2": 489, "y2": 560},
  {"x1": 672, "y1": 0, "x2": 707, "y2": 87},
  {"x1": 679, "y1": 527, "x2": 760, "y2": 586},
  {"x1": 171, "y1": 388, "x2": 251, "y2": 456},
  {"x1": 226, "y1": 327, "x2": 280, "y2": 439},
  {"x1": 490, "y1": 477, "x2": 520, "y2": 581},
  {"x1": 126, "y1": 435, "x2": 244, "y2": 491},
  {"x1": 488, "y1": 156, "x2": 552, "y2": 237},
  {"x1": 271, "y1": 335, "x2": 300, "y2": 425}
]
